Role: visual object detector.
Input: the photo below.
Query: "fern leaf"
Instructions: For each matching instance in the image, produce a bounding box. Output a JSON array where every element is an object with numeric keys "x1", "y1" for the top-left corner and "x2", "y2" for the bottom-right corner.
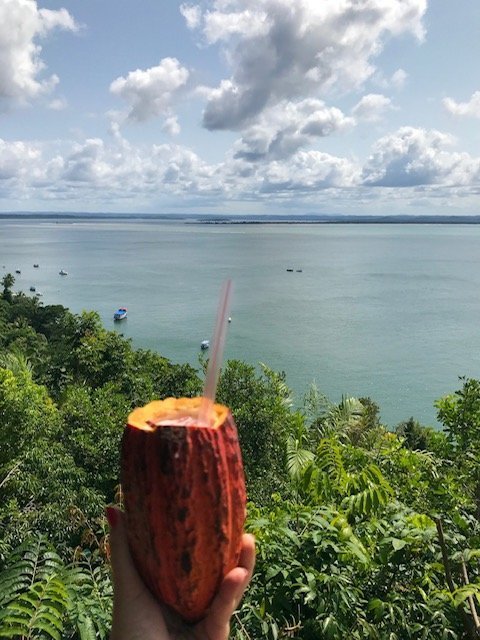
[
  {"x1": 33, "y1": 619, "x2": 61, "y2": 640},
  {"x1": 5, "y1": 601, "x2": 35, "y2": 617},
  {"x1": 1, "y1": 615, "x2": 27, "y2": 626},
  {"x1": 64, "y1": 554, "x2": 113, "y2": 640},
  {"x1": 316, "y1": 438, "x2": 347, "y2": 491},
  {"x1": 286, "y1": 435, "x2": 315, "y2": 480},
  {"x1": 342, "y1": 462, "x2": 393, "y2": 516},
  {"x1": 36, "y1": 609, "x2": 64, "y2": 631},
  {"x1": 0, "y1": 626, "x2": 27, "y2": 637},
  {"x1": 77, "y1": 614, "x2": 98, "y2": 640}
]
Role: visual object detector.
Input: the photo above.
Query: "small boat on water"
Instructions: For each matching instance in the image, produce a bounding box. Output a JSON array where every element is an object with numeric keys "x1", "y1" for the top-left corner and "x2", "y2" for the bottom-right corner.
[
  {"x1": 286, "y1": 268, "x2": 293, "y2": 272},
  {"x1": 59, "y1": 269, "x2": 68, "y2": 276},
  {"x1": 33, "y1": 264, "x2": 39, "y2": 268},
  {"x1": 114, "y1": 307, "x2": 128, "y2": 321},
  {"x1": 29, "y1": 286, "x2": 36, "y2": 292},
  {"x1": 15, "y1": 269, "x2": 21, "y2": 274},
  {"x1": 200, "y1": 340, "x2": 210, "y2": 350}
]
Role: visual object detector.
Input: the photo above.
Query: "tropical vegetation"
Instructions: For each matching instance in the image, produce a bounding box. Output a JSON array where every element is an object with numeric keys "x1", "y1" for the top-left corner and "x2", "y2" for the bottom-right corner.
[{"x1": 1, "y1": 273, "x2": 480, "y2": 639}]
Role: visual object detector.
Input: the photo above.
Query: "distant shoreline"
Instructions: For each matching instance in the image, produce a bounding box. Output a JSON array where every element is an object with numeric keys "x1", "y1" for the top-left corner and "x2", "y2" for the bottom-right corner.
[{"x1": 1, "y1": 212, "x2": 480, "y2": 224}]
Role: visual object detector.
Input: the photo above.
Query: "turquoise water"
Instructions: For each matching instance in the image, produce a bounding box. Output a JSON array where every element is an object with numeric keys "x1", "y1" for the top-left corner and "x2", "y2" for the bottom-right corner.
[{"x1": 2, "y1": 219, "x2": 480, "y2": 427}]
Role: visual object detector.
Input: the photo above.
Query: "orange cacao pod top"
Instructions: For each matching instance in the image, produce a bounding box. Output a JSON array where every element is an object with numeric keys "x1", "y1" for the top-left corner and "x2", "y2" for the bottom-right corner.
[{"x1": 121, "y1": 397, "x2": 246, "y2": 623}]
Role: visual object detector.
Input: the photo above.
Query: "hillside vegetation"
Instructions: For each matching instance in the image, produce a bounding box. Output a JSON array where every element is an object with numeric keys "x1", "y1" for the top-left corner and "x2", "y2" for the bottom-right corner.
[{"x1": 1, "y1": 274, "x2": 480, "y2": 639}]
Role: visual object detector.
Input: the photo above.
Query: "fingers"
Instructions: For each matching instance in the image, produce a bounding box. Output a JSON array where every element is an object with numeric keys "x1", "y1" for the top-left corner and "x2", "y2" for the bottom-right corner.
[
  {"x1": 201, "y1": 534, "x2": 256, "y2": 640},
  {"x1": 107, "y1": 507, "x2": 146, "y2": 600},
  {"x1": 238, "y1": 534, "x2": 256, "y2": 579},
  {"x1": 107, "y1": 507, "x2": 171, "y2": 640}
]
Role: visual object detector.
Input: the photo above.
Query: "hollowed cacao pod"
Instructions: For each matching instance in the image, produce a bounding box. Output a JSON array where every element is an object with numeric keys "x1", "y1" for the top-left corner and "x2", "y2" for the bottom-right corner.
[{"x1": 121, "y1": 397, "x2": 246, "y2": 623}]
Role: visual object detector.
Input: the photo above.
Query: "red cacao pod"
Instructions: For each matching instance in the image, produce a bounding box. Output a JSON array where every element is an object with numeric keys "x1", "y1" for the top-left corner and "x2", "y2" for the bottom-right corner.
[{"x1": 121, "y1": 397, "x2": 246, "y2": 623}]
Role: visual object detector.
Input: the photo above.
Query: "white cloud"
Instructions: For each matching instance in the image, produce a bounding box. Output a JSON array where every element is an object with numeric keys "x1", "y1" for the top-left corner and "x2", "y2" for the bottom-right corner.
[
  {"x1": 443, "y1": 91, "x2": 480, "y2": 118},
  {"x1": 1, "y1": 125, "x2": 479, "y2": 209},
  {"x1": 390, "y1": 69, "x2": 407, "y2": 90},
  {"x1": 180, "y1": 4, "x2": 202, "y2": 30},
  {"x1": 372, "y1": 68, "x2": 407, "y2": 91},
  {"x1": 0, "y1": 138, "x2": 40, "y2": 180},
  {"x1": 58, "y1": 136, "x2": 219, "y2": 199},
  {"x1": 233, "y1": 98, "x2": 354, "y2": 161},
  {"x1": 162, "y1": 116, "x2": 181, "y2": 136},
  {"x1": 259, "y1": 150, "x2": 360, "y2": 194},
  {"x1": 0, "y1": 0, "x2": 77, "y2": 106},
  {"x1": 352, "y1": 94, "x2": 393, "y2": 122},
  {"x1": 110, "y1": 58, "x2": 189, "y2": 124},
  {"x1": 48, "y1": 97, "x2": 67, "y2": 111},
  {"x1": 362, "y1": 127, "x2": 480, "y2": 187},
  {"x1": 191, "y1": 0, "x2": 426, "y2": 130},
  {"x1": 203, "y1": 8, "x2": 270, "y2": 43}
]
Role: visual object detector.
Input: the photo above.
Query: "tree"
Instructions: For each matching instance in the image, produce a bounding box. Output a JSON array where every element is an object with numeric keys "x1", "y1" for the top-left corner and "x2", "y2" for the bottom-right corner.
[
  {"x1": 436, "y1": 377, "x2": 480, "y2": 521},
  {"x1": 395, "y1": 417, "x2": 429, "y2": 450},
  {"x1": 1, "y1": 273, "x2": 14, "y2": 302},
  {"x1": 217, "y1": 361, "x2": 297, "y2": 503},
  {"x1": 59, "y1": 383, "x2": 129, "y2": 498},
  {"x1": 0, "y1": 366, "x2": 103, "y2": 548}
]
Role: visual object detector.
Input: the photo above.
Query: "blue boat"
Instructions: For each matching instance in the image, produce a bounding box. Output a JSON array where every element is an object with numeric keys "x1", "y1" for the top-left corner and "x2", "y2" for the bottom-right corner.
[{"x1": 114, "y1": 307, "x2": 127, "y2": 321}]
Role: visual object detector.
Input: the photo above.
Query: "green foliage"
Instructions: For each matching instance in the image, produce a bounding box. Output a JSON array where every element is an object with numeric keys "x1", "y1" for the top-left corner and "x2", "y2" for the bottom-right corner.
[
  {"x1": 217, "y1": 361, "x2": 298, "y2": 503},
  {"x1": 396, "y1": 417, "x2": 430, "y2": 450},
  {"x1": 3, "y1": 290, "x2": 480, "y2": 639},
  {"x1": 287, "y1": 434, "x2": 394, "y2": 517},
  {"x1": 0, "y1": 537, "x2": 112, "y2": 640},
  {"x1": 436, "y1": 377, "x2": 480, "y2": 521},
  {"x1": 59, "y1": 384, "x2": 129, "y2": 498},
  {"x1": 1, "y1": 273, "x2": 14, "y2": 303},
  {"x1": 0, "y1": 365, "x2": 104, "y2": 549},
  {"x1": 237, "y1": 500, "x2": 466, "y2": 639}
]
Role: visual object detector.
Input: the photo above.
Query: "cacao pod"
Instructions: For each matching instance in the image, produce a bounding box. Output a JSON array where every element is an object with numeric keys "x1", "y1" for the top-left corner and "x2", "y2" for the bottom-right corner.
[{"x1": 121, "y1": 397, "x2": 246, "y2": 623}]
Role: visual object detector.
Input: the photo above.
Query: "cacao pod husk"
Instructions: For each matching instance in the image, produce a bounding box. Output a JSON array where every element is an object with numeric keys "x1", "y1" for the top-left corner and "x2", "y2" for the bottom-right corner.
[{"x1": 121, "y1": 397, "x2": 246, "y2": 623}]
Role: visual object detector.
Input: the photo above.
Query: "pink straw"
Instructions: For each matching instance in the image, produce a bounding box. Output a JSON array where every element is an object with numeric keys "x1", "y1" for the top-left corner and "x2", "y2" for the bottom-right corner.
[{"x1": 198, "y1": 279, "x2": 233, "y2": 426}]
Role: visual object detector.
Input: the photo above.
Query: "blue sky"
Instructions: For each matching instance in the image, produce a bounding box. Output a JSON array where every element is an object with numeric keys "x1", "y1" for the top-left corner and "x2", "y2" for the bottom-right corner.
[{"x1": 1, "y1": 0, "x2": 479, "y2": 215}]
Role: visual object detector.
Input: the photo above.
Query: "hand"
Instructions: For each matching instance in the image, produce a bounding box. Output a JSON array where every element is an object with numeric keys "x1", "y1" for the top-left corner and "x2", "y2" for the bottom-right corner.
[{"x1": 107, "y1": 507, "x2": 255, "y2": 640}]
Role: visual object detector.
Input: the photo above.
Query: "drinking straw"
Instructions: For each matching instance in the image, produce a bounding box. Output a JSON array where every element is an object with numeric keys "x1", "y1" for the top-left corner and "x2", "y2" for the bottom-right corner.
[{"x1": 199, "y1": 279, "x2": 233, "y2": 426}]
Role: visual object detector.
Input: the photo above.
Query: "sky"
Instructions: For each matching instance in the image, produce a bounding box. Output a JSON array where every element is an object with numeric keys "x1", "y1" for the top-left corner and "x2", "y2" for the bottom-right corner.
[{"x1": 1, "y1": 0, "x2": 480, "y2": 216}]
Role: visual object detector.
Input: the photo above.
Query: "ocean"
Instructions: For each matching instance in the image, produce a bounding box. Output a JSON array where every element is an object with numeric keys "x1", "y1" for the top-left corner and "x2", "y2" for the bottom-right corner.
[{"x1": 2, "y1": 218, "x2": 480, "y2": 428}]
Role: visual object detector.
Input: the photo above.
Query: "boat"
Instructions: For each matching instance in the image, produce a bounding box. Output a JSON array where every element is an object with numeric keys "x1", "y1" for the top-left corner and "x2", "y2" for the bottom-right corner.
[
  {"x1": 33, "y1": 264, "x2": 39, "y2": 268},
  {"x1": 286, "y1": 268, "x2": 293, "y2": 272},
  {"x1": 114, "y1": 307, "x2": 127, "y2": 321},
  {"x1": 59, "y1": 269, "x2": 68, "y2": 275},
  {"x1": 29, "y1": 286, "x2": 36, "y2": 292},
  {"x1": 200, "y1": 340, "x2": 210, "y2": 350},
  {"x1": 15, "y1": 269, "x2": 21, "y2": 274}
]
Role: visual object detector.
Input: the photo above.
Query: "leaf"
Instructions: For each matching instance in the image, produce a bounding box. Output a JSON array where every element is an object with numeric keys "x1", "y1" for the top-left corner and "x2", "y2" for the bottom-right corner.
[
  {"x1": 391, "y1": 538, "x2": 407, "y2": 552},
  {"x1": 33, "y1": 619, "x2": 61, "y2": 640},
  {"x1": 452, "y1": 584, "x2": 480, "y2": 607}
]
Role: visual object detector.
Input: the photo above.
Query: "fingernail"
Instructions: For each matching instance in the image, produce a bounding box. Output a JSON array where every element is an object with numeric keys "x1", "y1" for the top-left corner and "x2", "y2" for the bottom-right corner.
[{"x1": 106, "y1": 506, "x2": 118, "y2": 528}]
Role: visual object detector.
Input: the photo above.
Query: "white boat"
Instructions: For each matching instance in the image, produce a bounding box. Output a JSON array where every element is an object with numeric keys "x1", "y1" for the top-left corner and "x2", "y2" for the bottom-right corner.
[
  {"x1": 114, "y1": 307, "x2": 128, "y2": 321},
  {"x1": 200, "y1": 340, "x2": 210, "y2": 350},
  {"x1": 59, "y1": 269, "x2": 68, "y2": 275}
]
